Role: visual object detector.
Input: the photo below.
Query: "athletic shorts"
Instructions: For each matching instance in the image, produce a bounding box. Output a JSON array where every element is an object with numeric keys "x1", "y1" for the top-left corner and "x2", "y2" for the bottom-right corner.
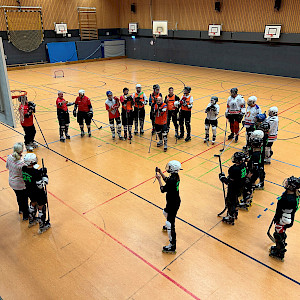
[
  {"x1": 27, "y1": 189, "x2": 47, "y2": 206},
  {"x1": 205, "y1": 118, "x2": 218, "y2": 127},
  {"x1": 57, "y1": 110, "x2": 70, "y2": 126},
  {"x1": 77, "y1": 111, "x2": 91, "y2": 125}
]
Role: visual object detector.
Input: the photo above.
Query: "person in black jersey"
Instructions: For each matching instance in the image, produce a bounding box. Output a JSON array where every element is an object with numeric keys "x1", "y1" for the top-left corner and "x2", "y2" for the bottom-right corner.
[
  {"x1": 269, "y1": 176, "x2": 300, "y2": 261},
  {"x1": 155, "y1": 160, "x2": 182, "y2": 254},
  {"x1": 219, "y1": 152, "x2": 247, "y2": 225},
  {"x1": 22, "y1": 153, "x2": 51, "y2": 234}
]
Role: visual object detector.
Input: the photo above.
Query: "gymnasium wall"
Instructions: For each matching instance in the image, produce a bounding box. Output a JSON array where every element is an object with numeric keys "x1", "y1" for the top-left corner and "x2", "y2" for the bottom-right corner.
[
  {"x1": 0, "y1": 0, "x2": 120, "y2": 30},
  {"x1": 120, "y1": 0, "x2": 300, "y2": 33}
]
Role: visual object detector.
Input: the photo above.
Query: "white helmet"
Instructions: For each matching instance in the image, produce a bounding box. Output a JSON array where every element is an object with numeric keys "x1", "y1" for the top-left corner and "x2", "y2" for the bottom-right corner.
[
  {"x1": 268, "y1": 106, "x2": 278, "y2": 116},
  {"x1": 24, "y1": 153, "x2": 38, "y2": 166},
  {"x1": 247, "y1": 96, "x2": 257, "y2": 106},
  {"x1": 78, "y1": 89, "x2": 85, "y2": 95},
  {"x1": 165, "y1": 160, "x2": 182, "y2": 173},
  {"x1": 251, "y1": 130, "x2": 264, "y2": 140},
  {"x1": 136, "y1": 84, "x2": 142, "y2": 88}
]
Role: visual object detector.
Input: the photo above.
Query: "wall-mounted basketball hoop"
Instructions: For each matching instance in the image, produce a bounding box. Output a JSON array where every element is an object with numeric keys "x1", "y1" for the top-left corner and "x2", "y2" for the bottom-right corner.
[{"x1": 264, "y1": 25, "x2": 281, "y2": 41}]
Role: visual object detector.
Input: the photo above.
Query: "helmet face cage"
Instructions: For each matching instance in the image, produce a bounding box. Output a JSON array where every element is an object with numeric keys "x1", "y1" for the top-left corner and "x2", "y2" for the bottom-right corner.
[
  {"x1": 283, "y1": 176, "x2": 300, "y2": 191},
  {"x1": 232, "y1": 152, "x2": 245, "y2": 163},
  {"x1": 184, "y1": 86, "x2": 191, "y2": 93},
  {"x1": 250, "y1": 137, "x2": 263, "y2": 148},
  {"x1": 106, "y1": 91, "x2": 113, "y2": 97},
  {"x1": 269, "y1": 107, "x2": 278, "y2": 117},
  {"x1": 230, "y1": 88, "x2": 238, "y2": 96},
  {"x1": 210, "y1": 96, "x2": 218, "y2": 104}
]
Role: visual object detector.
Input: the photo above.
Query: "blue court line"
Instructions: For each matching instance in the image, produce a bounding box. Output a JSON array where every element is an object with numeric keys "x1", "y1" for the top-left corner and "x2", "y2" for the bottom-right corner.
[{"x1": 1, "y1": 120, "x2": 299, "y2": 286}]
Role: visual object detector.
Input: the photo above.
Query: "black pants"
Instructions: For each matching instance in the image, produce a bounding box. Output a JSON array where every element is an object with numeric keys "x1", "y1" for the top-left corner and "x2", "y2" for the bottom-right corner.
[
  {"x1": 134, "y1": 107, "x2": 145, "y2": 121},
  {"x1": 57, "y1": 110, "x2": 70, "y2": 126},
  {"x1": 226, "y1": 191, "x2": 239, "y2": 217},
  {"x1": 179, "y1": 110, "x2": 191, "y2": 136},
  {"x1": 167, "y1": 207, "x2": 180, "y2": 245},
  {"x1": 22, "y1": 125, "x2": 36, "y2": 145},
  {"x1": 121, "y1": 110, "x2": 133, "y2": 126},
  {"x1": 14, "y1": 189, "x2": 29, "y2": 218},
  {"x1": 167, "y1": 110, "x2": 178, "y2": 131}
]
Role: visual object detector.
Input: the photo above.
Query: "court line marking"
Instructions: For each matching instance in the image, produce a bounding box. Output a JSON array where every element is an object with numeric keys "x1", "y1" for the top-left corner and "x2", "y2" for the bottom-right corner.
[
  {"x1": 48, "y1": 191, "x2": 201, "y2": 300},
  {"x1": 1, "y1": 121, "x2": 299, "y2": 286}
]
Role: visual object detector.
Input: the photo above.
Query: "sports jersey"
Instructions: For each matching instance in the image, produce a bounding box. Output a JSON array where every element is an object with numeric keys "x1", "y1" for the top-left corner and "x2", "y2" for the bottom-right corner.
[
  {"x1": 205, "y1": 103, "x2": 220, "y2": 120},
  {"x1": 56, "y1": 97, "x2": 68, "y2": 112},
  {"x1": 120, "y1": 95, "x2": 134, "y2": 111},
  {"x1": 267, "y1": 116, "x2": 278, "y2": 142},
  {"x1": 132, "y1": 92, "x2": 147, "y2": 108},
  {"x1": 161, "y1": 173, "x2": 181, "y2": 212},
  {"x1": 149, "y1": 92, "x2": 162, "y2": 105},
  {"x1": 105, "y1": 97, "x2": 120, "y2": 119},
  {"x1": 75, "y1": 96, "x2": 91, "y2": 112},
  {"x1": 19, "y1": 104, "x2": 33, "y2": 127},
  {"x1": 244, "y1": 105, "x2": 262, "y2": 127},
  {"x1": 180, "y1": 95, "x2": 193, "y2": 111},
  {"x1": 165, "y1": 94, "x2": 180, "y2": 111},
  {"x1": 228, "y1": 163, "x2": 246, "y2": 194},
  {"x1": 154, "y1": 102, "x2": 167, "y2": 125},
  {"x1": 226, "y1": 95, "x2": 245, "y2": 115}
]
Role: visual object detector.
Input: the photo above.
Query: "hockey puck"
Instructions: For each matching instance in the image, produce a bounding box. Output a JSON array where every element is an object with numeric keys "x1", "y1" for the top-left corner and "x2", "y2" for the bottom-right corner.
[{"x1": 65, "y1": 159, "x2": 68, "y2": 162}]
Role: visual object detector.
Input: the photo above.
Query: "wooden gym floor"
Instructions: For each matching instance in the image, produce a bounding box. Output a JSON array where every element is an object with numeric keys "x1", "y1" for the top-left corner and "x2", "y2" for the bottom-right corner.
[{"x1": 0, "y1": 58, "x2": 299, "y2": 299}]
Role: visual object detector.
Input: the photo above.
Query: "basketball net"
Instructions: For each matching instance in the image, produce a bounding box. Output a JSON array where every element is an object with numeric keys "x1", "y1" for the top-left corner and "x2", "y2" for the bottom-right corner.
[
  {"x1": 5, "y1": 8, "x2": 44, "y2": 52},
  {"x1": 11, "y1": 90, "x2": 27, "y2": 123}
]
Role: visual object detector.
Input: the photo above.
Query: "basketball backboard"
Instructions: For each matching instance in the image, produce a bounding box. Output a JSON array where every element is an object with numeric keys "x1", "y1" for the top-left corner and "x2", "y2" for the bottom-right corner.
[
  {"x1": 153, "y1": 21, "x2": 168, "y2": 36},
  {"x1": 208, "y1": 24, "x2": 222, "y2": 37},
  {"x1": 129, "y1": 23, "x2": 138, "y2": 34},
  {"x1": 264, "y1": 25, "x2": 281, "y2": 40}
]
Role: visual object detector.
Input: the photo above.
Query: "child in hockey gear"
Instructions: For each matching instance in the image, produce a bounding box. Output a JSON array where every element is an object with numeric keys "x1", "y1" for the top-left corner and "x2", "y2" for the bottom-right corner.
[
  {"x1": 73, "y1": 90, "x2": 93, "y2": 137},
  {"x1": 149, "y1": 84, "x2": 162, "y2": 135},
  {"x1": 120, "y1": 88, "x2": 134, "y2": 141},
  {"x1": 165, "y1": 87, "x2": 180, "y2": 137},
  {"x1": 269, "y1": 176, "x2": 300, "y2": 261},
  {"x1": 6, "y1": 142, "x2": 29, "y2": 220},
  {"x1": 105, "y1": 91, "x2": 122, "y2": 140},
  {"x1": 154, "y1": 96, "x2": 168, "y2": 151},
  {"x1": 204, "y1": 96, "x2": 219, "y2": 145},
  {"x1": 22, "y1": 153, "x2": 51, "y2": 234},
  {"x1": 155, "y1": 160, "x2": 182, "y2": 254},
  {"x1": 225, "y1": 88, "x2": 245, "y2": 142},
  {"x1": 178, "y1": 86, "x2": 193, "y2": 142},
  {"x1": 243, "y1": 96, "x2": 261, "y2": 151},
  {"x1": 265, "y1": 106, "x2": 279, "y2": 164},
  {"x1": 133, "y1": 84, "x2": 148, "y2": 135},
  {"x1": 219, "y1": 152, "x2": 247, "y2": 225},
  {"x1": 18, "y1": 95, "x2": 37, "y2": 151},
  {"x1": 56, "y1": 91, "x2": 74, "y2": 142}
]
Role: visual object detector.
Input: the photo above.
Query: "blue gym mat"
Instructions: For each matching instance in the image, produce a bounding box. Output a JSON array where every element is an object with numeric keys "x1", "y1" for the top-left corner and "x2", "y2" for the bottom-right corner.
[{"x1": 47, "y1": 42, "x2": 78, "y2": 63}]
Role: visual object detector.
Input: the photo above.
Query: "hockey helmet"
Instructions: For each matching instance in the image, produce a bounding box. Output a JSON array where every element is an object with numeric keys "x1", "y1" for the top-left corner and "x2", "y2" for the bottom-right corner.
[
  {"x1": 165, "y1": 160, "x2": 182, "y2": 173},
  {"x1": 210, "y1": 96, "x2": 218, "y2": 104},
  {"x1": 24, "y1": 153, "x2": 38, "y2": 166},
  {"x1": 184, "y1": 86, "x2": 191, "y2": 93},
  {"x1": 136, "y1": 84, "x2": 142, "y2": 88},
  {"x1": 250, "y1": 137, "x2": 263, "y2": 148},
  {"x1": 153, "y1": 84, "x2": 160, "y2": 90},
  {"x1": 251, "y1": 130, "x2": 264, "y2": 140},
  {"x1": 123, "y1": 87, "x2": 129, "y2": 93},
  {"x1": 106, "y1": 91, "x2": 113, "y2": 96},
  {"x1": 231, "y1": 152, "x2": 246, "y2": 164},
  {"x1": 255, "y1": 113, "x2": 267, "y2": 123},
  {"x1": 247, "y1": 96, "x2": 257, "y2": 106},
  {"x1": 230, "y1": 87, "x2": 238, "y2": 96},
  {"x1": 18, "y1": 95, "x2": 27, "y2": 104},
  {"x1": 283, "y1": 176, "x2": 300, "y2": 191},
  {"x1": 268, "y1": 106, "x2": 278, "y2": 117},
  {"x1": 257, "y1": 121, "x2": 270, "y2": 133},
  {"x1": 78, "y1": 89, "x2": 85, "y2": 96}
]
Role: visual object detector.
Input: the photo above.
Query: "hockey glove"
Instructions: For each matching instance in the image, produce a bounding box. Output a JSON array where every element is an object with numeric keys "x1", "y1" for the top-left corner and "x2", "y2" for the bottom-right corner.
[
  {"x1": 73, "y1": 109, "x2": 77, "y2": 117},
  {"x1": 87, "y1": 110, "x2": 93, "y2": 118},
  {"x1": 219, "y1": 172, "x2": 228, "y2": 184}
]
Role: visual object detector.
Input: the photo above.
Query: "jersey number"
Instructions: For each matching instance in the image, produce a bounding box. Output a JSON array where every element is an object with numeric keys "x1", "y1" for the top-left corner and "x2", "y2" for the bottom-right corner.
[
  {"x1": 241, "y1": 168, "x2": 247, "y2": 179},
  {"x1": 176, "y1": 181, "x2": 180, "y2": 191}
]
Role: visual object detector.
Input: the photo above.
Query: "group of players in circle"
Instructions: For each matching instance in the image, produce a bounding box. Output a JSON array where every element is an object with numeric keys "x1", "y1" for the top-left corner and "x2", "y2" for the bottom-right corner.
[{"x1": 15, "y1": 85, "x2": 299, "y2": 260}]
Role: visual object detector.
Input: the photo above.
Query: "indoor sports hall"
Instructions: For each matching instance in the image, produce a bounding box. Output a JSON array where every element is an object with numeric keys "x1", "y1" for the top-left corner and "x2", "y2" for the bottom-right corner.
[{"x1": 0, "y1": 1, "x2": 299, "y2": 299}]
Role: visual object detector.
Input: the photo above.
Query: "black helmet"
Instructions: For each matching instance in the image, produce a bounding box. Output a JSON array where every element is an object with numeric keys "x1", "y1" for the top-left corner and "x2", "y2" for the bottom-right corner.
[
  {"x1": 153, "y1": 84, "x2": 160, "y2": 90},
  {"x1": 283, "y1": 176, "x2": 300, "y2": 191},
  {"x1": 232, "y1": 152, "x2": 246, "y2": 163},
  {"x1": 257, "y1": 121, "x2": 270, "y2": 133},
  {"x1": 184, "y1": 86, "x2": 191, "y2": 93},
  {"x1": 230, "y1": 87, "x2": 238, "y2": 95},
  {"x1": 211, "y1": 96, "x2": 218, "y2": 103},
  {"x1": 123, "y1": 87, "x2": 129, "y2": 93},
  {"x1": 251, "y1": 137, "x2": 263, "y2": 148}
]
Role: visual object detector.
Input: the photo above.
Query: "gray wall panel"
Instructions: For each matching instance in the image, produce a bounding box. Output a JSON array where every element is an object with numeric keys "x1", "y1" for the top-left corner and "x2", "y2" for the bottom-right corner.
[{"x1": 124, "y1": 36, "x2": 300, "y2": 78}]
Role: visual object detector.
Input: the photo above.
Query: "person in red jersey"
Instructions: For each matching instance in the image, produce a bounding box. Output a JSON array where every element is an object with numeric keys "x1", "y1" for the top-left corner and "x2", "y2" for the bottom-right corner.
[
  {"x1": 18, "y1": 95, "x2": 37, "y2": 152},
  {"x1": 56, "y1": 91, "x2": 74, "y2": 142},
  {"x1": 154, "y1": 96, "x2": 168, "y2": 152},
  {"x1": 149, "y1": 84, "x2": 162, "y2": 135},
  {"x1": 165, "y1": 87, "x2": 180, "y2": 137},
  {"x1": 73, "y1": 89, "x2": 93, "y2": 137},
  {"x1": 120, "y1": 87, "x2": 134, "y2": 141},
  {"x1": 105, "y1": 91, "x2": 122, "y2": 140}
]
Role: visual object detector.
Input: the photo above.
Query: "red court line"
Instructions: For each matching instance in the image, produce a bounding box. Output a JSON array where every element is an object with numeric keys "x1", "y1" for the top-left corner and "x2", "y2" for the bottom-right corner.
[
  {"x1": 48, "y1": 191, "x2": 201, "y2": 300},
  {"x1": 83, "y1": 142, "x2": 222, "y2": 215},
  {"x1": 0, "y1": 169, "x2": 8, "y2": 173},
  {"x1": 278, "y1": 102, "x2": 300, "y2": 115},
  {"x1": 0, "y1": 156, "x2": 7, "y2": 163}
]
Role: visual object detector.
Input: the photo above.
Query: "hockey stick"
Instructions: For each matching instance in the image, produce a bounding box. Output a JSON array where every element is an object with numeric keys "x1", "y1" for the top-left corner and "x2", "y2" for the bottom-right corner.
[
  {"x1": 214, "y1": 154, "x2": 227, "y2": 216},
  {"x1": 92, "y1": 119, "x2": 102, "y2": 130},
  {"x1": 219, "y1": 124, "x2": 245, "y2": 156},
  {"x1": 148, "y1": 129, "x2": 154, "y2": 153},
  {"x1": 267, "y1": 218, "x2": 276, "y2": 243},
  {"x1": 219, "y1": 118, "x2": 228, "y2": 152},
  {"x1": 34, "y1": 114, "x2": 49, "y2": 148},
  {"x1": 42, "y1": 158, "x2": 50, "y2": 223}
]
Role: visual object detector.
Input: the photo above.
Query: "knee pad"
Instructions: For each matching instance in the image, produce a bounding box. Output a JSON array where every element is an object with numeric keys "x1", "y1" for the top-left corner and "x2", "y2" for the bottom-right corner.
[
  {"x1": 205, "y1": 124, "x2": 210, "y2": 131},
  {"x1": 212, "y1": 125, "x2": 217, "y2": 136},
  {"x1": 38, "y1": 205, "x2": 46, "y2": 225},
  {"x1": 165, "y1": 220, "x2": 171, "y2": 230},
  {"x1": 265, "y1": 146, "x2": 271, "y2": 158}
]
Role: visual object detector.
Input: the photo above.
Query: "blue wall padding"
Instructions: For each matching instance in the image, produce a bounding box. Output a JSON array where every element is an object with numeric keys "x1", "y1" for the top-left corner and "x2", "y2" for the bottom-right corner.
[
  {"x1": 47, "y1": 42, "x2": 78, "y2": 63},
  {"x1": 76, "y1": 40, "x2": 102, "y2": 60}
]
